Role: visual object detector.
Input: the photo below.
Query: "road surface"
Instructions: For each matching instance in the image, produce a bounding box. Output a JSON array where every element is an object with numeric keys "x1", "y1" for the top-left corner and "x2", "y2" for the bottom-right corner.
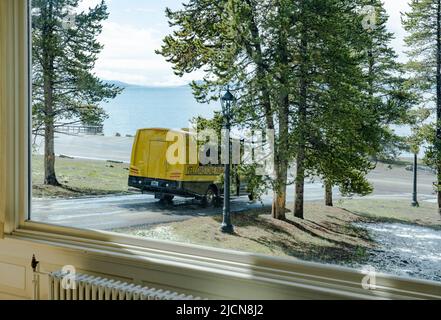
[
  {"x1": 34, "y1": 135, "x2": 134, "y2": 163},
  {"x1": 32, "y1": 162, "x2": 437, "y2": 230},
  {"x1": 32, "y1": 195, "x2": 266, "y2": 230}
]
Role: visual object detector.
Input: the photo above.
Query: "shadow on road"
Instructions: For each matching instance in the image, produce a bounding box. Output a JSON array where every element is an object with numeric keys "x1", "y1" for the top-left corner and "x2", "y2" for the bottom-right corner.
[{"x1": 116, "y1": 197, "x2": 267, "y2": 217}]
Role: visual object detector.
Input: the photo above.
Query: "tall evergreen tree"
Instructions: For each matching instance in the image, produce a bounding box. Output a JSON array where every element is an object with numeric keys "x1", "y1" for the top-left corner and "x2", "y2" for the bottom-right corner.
[
  {"x1": 290, "y1": 0, "x2": 385, "y2": 218},
  {"x1": 312, "y1": 0, "x2": 413, "y2": 210},
  {"x1": 32, "y1": 0, "x2": 121, "y2": 186},
  {"x1": 403, "y1": 0, "x2": 441, "y2": 214}
]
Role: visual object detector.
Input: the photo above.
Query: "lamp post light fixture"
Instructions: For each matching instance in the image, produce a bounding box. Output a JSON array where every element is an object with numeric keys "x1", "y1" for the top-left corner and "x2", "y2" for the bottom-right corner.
[{"x1": 220, "y1": 89, "x2": 235, "y2": 234}]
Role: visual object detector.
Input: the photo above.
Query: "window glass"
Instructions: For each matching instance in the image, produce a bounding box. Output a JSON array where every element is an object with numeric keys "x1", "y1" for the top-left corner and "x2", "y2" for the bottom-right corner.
[{"x1": 30, "y1": 0, "x2": 441, "y2": 285}]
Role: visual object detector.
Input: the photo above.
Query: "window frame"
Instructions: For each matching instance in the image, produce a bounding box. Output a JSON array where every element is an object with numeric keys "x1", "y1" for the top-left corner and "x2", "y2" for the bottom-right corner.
[{"x1": 1, "y1": 0, "x2": 441, "y2": 300}]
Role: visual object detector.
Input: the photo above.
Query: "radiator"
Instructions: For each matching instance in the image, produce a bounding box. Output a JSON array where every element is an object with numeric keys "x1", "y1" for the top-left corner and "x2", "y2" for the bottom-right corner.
[{"x1": 48, "y1": 270, "x2": 201, "y2": 300}]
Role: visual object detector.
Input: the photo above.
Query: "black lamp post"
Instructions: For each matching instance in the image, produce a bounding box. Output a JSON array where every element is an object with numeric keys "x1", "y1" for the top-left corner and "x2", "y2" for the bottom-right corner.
[
  {"x1": 412, "y1": 152, "x2": 419, "y2": 207},
  {"x1": 220, "y1": 89, "x2": 235, "y2": 234}
]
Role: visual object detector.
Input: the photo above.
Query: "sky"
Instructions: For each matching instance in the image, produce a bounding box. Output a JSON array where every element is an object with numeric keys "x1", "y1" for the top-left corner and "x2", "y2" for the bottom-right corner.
[{"x1": 79, "y1": 0, "x2": 411, "y2": 87}]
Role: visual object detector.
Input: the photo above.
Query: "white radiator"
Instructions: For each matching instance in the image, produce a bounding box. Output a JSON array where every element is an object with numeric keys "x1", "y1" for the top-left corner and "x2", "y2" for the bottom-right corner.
[{"x1": 48, "y1": 270, "x2": 201, "y2": 300}]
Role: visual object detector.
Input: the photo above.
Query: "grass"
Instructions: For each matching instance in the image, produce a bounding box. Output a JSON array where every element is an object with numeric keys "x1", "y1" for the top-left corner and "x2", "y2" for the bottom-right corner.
[
  {"x1": 337, "y1": 198, "x2": 441, "y2": 229},
  {"x1": 114, "y1": 203, "x2": 375, "y2": 265},
  {"x1": 114, "y1": 198, "x2": 441, "y2": 265},
  {"x1": 32, "y1": 154, "x2": 132, "y2": 198},
  {"x1": 378, "y1": 157, "x2": 413, "y2": 167}
]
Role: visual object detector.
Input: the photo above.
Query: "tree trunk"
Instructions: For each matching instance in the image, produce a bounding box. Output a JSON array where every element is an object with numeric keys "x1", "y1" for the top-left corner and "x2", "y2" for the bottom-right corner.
[
  {"x1": 44, "y1": 116, "x2": 58, "y2": 186},
  {"x1": 273, "y1": 8, "x2": 291, "y2": 220},
  {"x1": 294, "y1": 28, "x2": 308, "y2": 220},
  {"x1": 244, "y1": 0, "x2": 287, "y2": 219},
  {"x1": 43, "y1": 74, "x2": 58, "y2": 186},
  {"x1": 294, "y1": 150, "x2": 305, "y2": 219},
  {"x1": 368, "y1": 49, "x2": 374, "y2": 98},
  {"x1": 272, "y1": 97, "x2": 289, "y2": 221},
  {"x1": 272, "y1": 168, "x2": 287, "y2": 220},
  {"x1": 437, "y1": 0, "x2": 441, "y2": 215},
  {"x1": 272, "y1": 194, "x2": 286, "y2": 219},
  {"x1": 42, "y1": 1, "x2": 59, "y2": 186},
  {"x1": 325, "y1": 181, "x2": 333, "y2": 207}
]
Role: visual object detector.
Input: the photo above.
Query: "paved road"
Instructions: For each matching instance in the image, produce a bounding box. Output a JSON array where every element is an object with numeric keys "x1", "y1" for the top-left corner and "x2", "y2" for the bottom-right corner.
[
  {"x1": 32, "y1": 163, "x2": 437, "y2": 230},
  {"x1": 31, "y1": 185, "x2": 298, "y2": 230},
  {"x1": 32, "y1": 195, "x2": 267, "y2": 230},
  {"x1": 34, "y1": 135, "x2": 134, "y2": 163}
]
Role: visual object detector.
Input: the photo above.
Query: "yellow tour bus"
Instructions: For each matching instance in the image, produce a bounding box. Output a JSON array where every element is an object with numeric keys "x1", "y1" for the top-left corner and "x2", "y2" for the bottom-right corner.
[{"x1": 128, "y1": 128, "x2": 250, "y2": 206}]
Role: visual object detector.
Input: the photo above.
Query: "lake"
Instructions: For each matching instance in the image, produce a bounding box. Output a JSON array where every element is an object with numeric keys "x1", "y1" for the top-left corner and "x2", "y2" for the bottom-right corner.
[
  {"x1": 101, "y1": 84, "x2": 219, "y2": 137},
  {"x1": 100, "y1": 83, "x2": 419, "y2": 157}
]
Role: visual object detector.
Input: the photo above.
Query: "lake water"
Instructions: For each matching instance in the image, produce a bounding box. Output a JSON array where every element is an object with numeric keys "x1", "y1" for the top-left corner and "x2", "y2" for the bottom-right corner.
[
  {"x1": 100, "y1": 84, "x2": 418, "y2": 157},
  {"x1": 101, "y1": 85, "x2": 219, "y2": 137}
]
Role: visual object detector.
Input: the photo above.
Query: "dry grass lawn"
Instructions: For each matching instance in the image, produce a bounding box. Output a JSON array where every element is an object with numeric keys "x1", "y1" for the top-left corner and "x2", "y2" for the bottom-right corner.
[
  {"x1": 338, "y1": 198, "x2": 441, "y2": 229},
  {"x1": 32, "y1": 155, "x2": 132, "y2": 198},
  {"x1": 115, "y1": 198, "x2": 441, "y2": 265},
  {"x1": 114, "y1": 203, "x2": 375, "y2": 265}
]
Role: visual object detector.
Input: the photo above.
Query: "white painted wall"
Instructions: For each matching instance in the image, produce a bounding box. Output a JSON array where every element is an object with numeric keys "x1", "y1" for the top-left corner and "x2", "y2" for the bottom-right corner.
[{"x1": 0, "y1": 236, "x2": 331, "y2": 300}]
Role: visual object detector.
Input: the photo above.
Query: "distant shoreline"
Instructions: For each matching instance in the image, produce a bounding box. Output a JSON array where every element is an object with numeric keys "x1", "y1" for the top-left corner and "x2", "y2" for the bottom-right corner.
[{"x1": 33, "y1": 133, "x2": 418, "y2": 166}]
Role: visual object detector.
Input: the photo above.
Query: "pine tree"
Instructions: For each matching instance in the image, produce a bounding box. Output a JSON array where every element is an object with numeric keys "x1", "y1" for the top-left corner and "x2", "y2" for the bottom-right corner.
[
  {"x1": 32, "y1": 0, "x2": 121, "y2": 186},
  {"x1": 313, "y1": 0, "x2": 413, "y2": 210},
  {"x1": 290, "y1": 0, "x2": 381, "y2": 218},
  {"x1": 403, "y1": 0, "x2": 441, "y2": 215},
  {"x1": 316, "y1": 0, "x2": 414, "y2": 205}
]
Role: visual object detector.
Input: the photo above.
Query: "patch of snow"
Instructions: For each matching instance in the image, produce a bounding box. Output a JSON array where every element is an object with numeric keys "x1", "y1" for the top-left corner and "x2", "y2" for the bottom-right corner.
[{"x1": 354, "y1": 222, "x2": 441, "y2": 283}]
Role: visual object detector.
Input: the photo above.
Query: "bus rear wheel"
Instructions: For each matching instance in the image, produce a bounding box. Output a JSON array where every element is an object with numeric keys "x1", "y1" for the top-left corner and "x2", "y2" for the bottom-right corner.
[
  {"x1": 157, "y1": 194, "x2": 174, "y2": 204},
  {"x1": 201, "y1": 186, "x2": 218, "y2": 208}
]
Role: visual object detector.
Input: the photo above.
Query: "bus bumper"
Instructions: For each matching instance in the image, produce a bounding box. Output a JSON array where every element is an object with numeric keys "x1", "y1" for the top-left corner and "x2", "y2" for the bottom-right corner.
[
  {"x1": 128, "y1": 176, "x2": 221, "y2": 199},
  {"x1": 129, "y1": 176, "x2": 178, "y2": 191}
]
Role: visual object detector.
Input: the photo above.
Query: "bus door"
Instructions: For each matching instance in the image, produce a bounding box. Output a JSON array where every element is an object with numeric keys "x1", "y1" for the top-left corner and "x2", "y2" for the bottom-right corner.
[{"x1": 148, "y1": 140, "x2": 168, "y2": 180}]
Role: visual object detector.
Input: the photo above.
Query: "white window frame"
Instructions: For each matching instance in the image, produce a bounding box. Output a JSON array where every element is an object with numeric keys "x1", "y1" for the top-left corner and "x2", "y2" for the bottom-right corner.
[{"x1": 1, "y1": 0, "x2": 441, "y2": 300}]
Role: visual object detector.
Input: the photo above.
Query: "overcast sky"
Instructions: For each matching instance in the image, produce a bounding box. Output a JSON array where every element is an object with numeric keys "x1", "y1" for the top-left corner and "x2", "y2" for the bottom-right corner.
[{"x1": 80, "y1": 0, "x2": 411, "y2": 87}]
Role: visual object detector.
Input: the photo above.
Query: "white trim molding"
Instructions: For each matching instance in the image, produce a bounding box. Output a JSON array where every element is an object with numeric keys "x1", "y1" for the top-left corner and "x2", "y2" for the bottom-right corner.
[
  {"x1": 0, "y1": 0, "x2": 29, "y2": 237},
  {"x1": 0, "y1": 0, "x2": 6, "y2": 239}
]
